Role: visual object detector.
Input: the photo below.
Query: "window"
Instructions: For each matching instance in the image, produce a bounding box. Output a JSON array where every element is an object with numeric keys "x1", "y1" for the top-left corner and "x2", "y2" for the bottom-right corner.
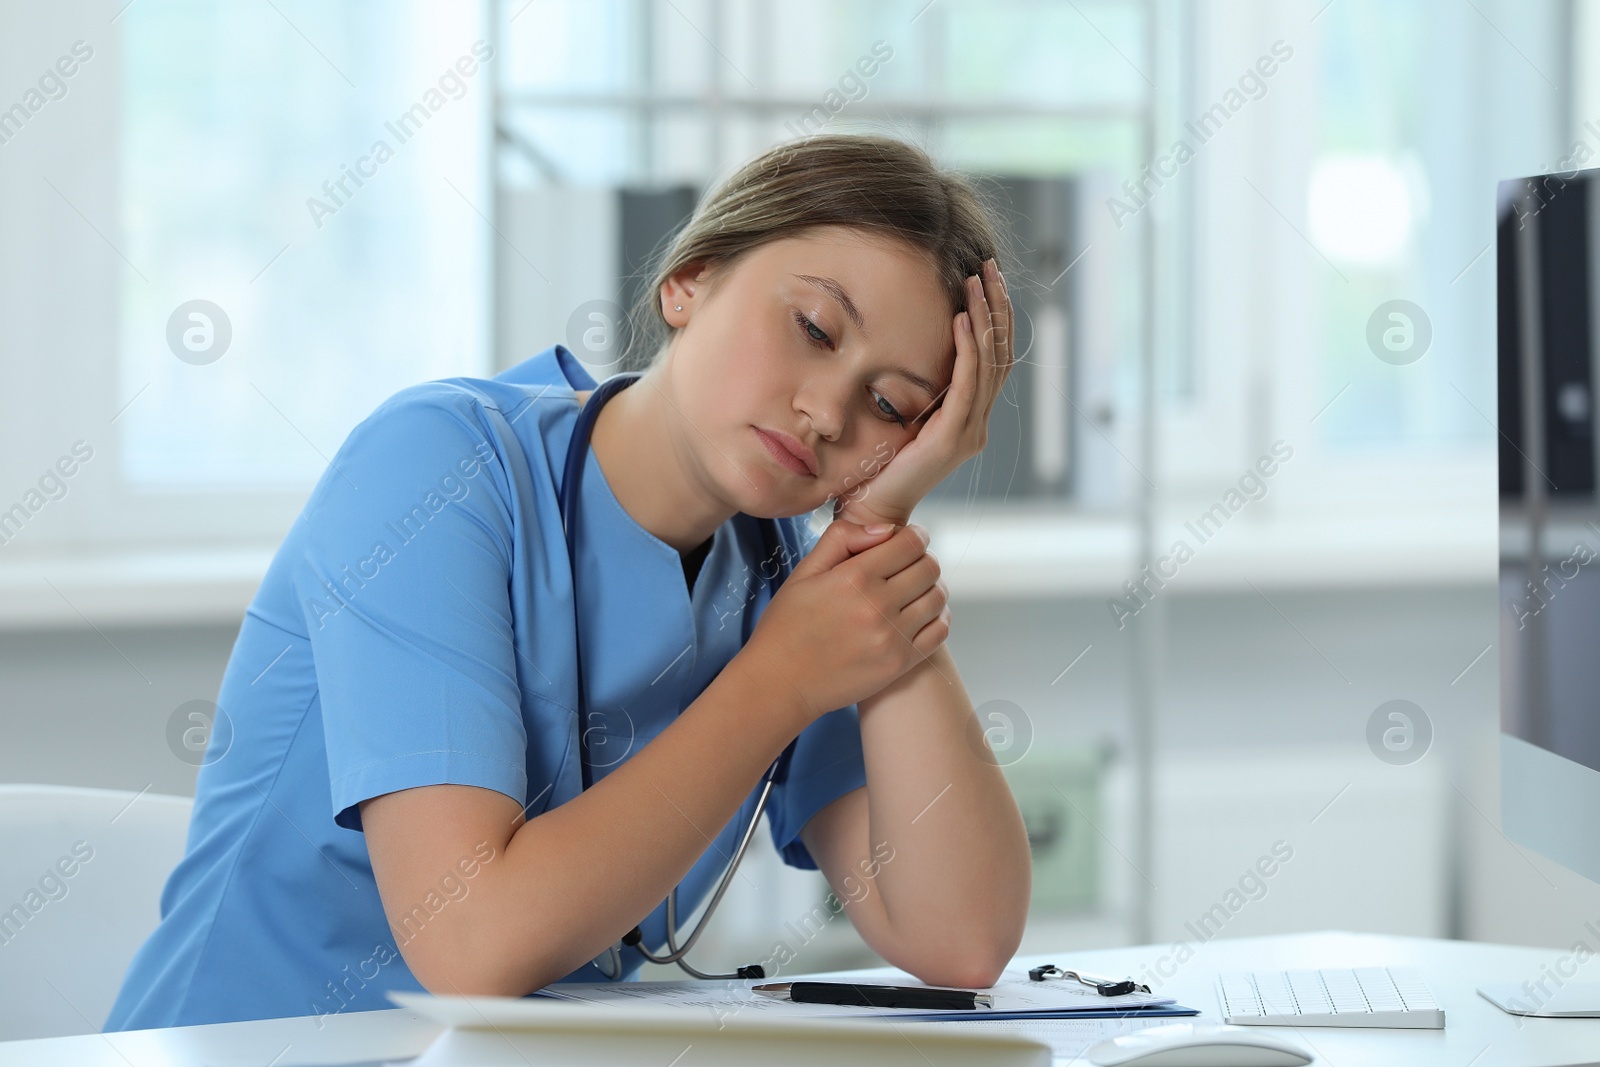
[
  {"x1": 117, "y1": 1, "x2": 491, "y2": 491},
  {"x1": 1304, "y1": 0, "x2": 1562, "y2": 455}
]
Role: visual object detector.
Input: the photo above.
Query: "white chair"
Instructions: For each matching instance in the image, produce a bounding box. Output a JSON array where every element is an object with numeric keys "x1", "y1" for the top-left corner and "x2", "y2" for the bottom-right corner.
[{"x1": 0, "y1": 784, "x2": 191, "y2": 1041}]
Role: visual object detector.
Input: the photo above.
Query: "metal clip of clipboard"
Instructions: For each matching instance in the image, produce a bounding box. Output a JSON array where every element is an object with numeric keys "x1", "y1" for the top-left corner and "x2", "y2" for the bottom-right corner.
[{"x1": 1027, "y1": 963, "x2": 1151, "y2": 997}]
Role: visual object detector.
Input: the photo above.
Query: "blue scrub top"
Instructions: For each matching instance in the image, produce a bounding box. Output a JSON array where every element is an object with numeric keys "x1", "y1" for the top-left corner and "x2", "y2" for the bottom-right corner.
[{"x1": 104, "y1": 344, "x2": 868, "y2": 1031}]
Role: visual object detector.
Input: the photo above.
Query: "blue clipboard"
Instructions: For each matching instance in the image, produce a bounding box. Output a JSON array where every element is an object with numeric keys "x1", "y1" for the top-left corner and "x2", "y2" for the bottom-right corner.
[{"x1": 932, "y1": 1003, "x2": 1202, "y2": 1021}]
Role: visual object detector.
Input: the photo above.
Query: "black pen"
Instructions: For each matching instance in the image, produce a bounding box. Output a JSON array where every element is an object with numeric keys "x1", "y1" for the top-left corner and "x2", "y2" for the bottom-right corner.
[{"x1": 752, "y1": 981, "x2": 993, "y2": 1011}]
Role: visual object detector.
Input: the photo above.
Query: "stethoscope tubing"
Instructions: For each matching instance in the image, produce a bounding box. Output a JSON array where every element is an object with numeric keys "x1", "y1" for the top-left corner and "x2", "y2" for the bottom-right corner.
[{"x1": 560, "y1": 370, "x2": 794, "y2": 981}]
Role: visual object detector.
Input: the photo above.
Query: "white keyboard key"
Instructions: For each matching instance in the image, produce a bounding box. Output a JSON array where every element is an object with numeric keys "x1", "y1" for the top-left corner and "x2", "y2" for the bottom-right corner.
[{"x1": 1217, "y1": 968, "x2": 1445, "y2": 1029}]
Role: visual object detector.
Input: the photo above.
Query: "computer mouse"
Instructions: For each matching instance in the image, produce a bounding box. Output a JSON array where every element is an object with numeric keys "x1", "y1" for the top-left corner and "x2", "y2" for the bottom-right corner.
[{"x1": 1085, "y1": 1021, "x2": 1313, "y2": 1066}]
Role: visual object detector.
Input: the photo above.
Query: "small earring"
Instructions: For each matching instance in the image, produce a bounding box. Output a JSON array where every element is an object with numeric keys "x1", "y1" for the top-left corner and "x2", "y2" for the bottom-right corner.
[{"x1": 674, "y1": 304, "x2": 683, "y2": 312}]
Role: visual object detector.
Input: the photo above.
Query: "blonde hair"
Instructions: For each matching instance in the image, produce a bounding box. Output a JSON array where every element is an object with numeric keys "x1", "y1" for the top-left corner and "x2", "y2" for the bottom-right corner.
[{"x1": 625, "y1": 133, "x2": 1007, "y2": 370}]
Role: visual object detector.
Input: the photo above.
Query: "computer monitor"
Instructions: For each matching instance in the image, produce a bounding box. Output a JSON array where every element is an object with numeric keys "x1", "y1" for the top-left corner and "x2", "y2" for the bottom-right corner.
[{"x1": 1491, "y1": 165, "x2": 1600, "y2": 1016}]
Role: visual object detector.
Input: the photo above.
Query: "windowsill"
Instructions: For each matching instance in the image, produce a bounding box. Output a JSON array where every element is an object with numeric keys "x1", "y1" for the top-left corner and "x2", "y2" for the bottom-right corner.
[
  {"x1": 0, "y1": 545, "x2": 276, "y2": 631},
  {"x1": 921, "y1": 504, "x2": 1496, "y2": 601},
  {"x1": 0, "y1": 506, "x2": 1496, "y2": 629}
]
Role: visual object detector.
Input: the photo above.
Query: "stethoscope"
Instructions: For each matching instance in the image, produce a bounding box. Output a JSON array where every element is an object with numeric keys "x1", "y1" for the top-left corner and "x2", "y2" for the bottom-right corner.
[{"x1": 560, "y1": 370, "x2": 796, "y2": 981}]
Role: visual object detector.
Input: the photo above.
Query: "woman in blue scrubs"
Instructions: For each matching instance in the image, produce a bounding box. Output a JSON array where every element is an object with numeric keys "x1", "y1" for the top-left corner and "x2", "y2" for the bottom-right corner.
[{"x1": 105, "y1": 133, "x2": 1032, "y2": 1030}]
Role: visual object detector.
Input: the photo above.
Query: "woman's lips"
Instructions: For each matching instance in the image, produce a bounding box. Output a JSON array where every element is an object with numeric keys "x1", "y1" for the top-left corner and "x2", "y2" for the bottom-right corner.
[{"x1": 754, "y1": 427, "x2": 817, "y2": 477}]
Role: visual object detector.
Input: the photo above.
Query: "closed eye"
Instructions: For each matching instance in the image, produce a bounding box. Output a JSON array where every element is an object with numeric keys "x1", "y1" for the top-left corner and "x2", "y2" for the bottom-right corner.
[
  {"x1": 873, "y1": 392, "x2": 907, "y2": 428},
  {"x1": 792, "y1": 310, "x2": 831, "y2": 347},
  {"x1": 791, "y1": 310, "x2": 908, "y2": 429}
]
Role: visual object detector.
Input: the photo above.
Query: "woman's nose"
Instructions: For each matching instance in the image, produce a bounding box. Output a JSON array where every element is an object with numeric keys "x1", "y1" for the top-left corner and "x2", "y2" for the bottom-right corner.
[{"x1": 801, "y1": 398, "x2": 844, "y2": 443}]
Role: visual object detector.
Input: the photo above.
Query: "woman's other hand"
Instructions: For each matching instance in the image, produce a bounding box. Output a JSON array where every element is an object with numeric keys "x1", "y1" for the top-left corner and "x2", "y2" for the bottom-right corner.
[
  {"x1": 740, "y1": 520, "x2": 947, "y2": 721},
  {"x1": 833, "y1": 256, "x2": 1015, "y2": 527}
]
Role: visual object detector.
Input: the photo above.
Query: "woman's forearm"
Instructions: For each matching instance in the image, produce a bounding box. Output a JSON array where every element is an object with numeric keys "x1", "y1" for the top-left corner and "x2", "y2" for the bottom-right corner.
[
  {"x1": 490, "y1": 656, "x2": 811, "y2": 990},
  {"x1": 853, "y1": 644, "x2": 1032, "y2": 985},
  {"x1": 365, "y1": 652, "x2": 808, "y2": 996}
]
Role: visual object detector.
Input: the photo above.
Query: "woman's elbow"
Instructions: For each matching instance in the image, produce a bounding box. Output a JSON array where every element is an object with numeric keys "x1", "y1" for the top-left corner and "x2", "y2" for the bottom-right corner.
[
  {"x1": 401, "y1": 926, "x2": 562, "y2": 999},
  {"x1": 407, "y1": 946, "x2": 516, "y2": 998},
  {"x1": 909, "y1": 949, "x2": 1011, "y2": 990},
  {"x1": 896, "y1": 926, "x2": 1022, "y2": 990}
]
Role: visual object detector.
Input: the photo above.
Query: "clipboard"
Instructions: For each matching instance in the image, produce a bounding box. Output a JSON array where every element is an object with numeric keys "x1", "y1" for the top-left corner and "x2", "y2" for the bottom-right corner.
[{"x1": 387, "y1": 991, "x2": 1055, "y2": 1066}]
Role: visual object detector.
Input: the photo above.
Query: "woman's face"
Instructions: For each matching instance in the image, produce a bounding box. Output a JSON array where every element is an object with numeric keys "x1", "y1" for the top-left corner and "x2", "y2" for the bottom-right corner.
[{"x1": 660, "y1": 226, "x2": 954, "y2": 518}]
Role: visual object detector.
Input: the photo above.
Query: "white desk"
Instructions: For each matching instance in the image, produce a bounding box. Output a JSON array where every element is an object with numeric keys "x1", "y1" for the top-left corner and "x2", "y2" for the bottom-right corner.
[{"x1": 4, "y1": 932, "x2": 1597, "y2": 1066}]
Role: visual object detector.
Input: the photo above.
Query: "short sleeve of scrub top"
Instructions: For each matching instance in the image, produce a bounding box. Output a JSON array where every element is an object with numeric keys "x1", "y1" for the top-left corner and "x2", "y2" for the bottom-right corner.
[{"x1": 291, "y1": 386, "x2": 533, "y2": 831}]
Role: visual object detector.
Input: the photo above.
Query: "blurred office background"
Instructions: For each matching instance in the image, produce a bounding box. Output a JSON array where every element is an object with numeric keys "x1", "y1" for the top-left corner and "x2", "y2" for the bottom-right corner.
[{"x1": 4, "y1": 0, "x2": 1600, "y2": 1003}]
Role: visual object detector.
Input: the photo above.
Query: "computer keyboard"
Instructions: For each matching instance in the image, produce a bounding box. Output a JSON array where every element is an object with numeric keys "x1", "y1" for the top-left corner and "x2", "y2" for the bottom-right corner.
[{"x1": 1217, "y1": 967, "x2": 1444, "y2": 1028}]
